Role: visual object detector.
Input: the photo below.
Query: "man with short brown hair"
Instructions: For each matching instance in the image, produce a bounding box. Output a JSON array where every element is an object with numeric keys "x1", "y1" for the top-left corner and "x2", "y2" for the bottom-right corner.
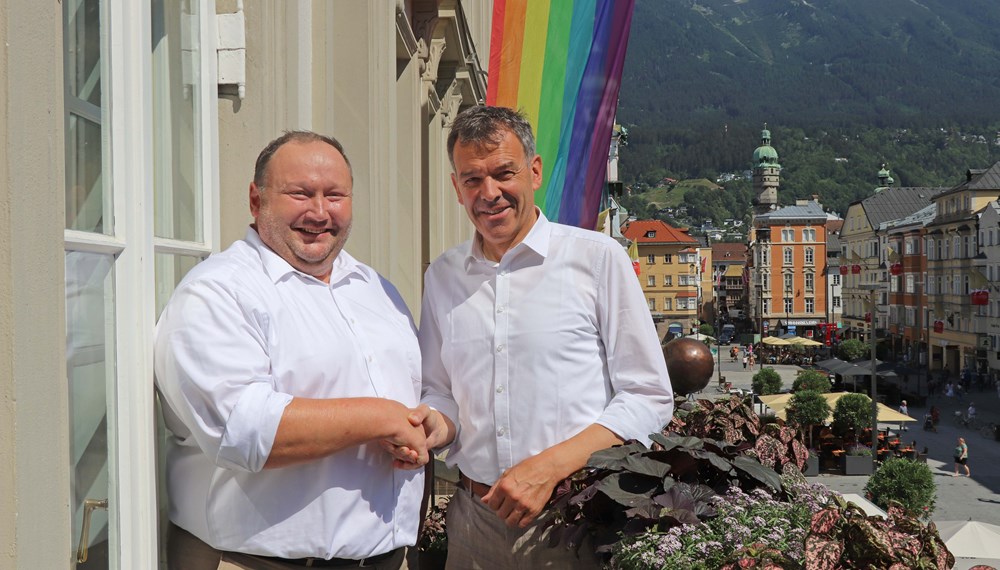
[{"x1": 156, "y1": 131, "x2": 427, "y2": 569}]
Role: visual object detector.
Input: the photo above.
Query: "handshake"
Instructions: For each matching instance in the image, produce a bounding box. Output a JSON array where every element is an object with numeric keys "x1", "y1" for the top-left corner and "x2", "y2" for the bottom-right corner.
[{"x1": 380, "y1": 403, "x2": 455, "y2": 470}]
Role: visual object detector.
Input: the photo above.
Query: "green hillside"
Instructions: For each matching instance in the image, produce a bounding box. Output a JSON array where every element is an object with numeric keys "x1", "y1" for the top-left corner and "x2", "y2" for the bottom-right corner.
[{"x1": 617, "y1": 0, "x2": 1000, "y2": 221}]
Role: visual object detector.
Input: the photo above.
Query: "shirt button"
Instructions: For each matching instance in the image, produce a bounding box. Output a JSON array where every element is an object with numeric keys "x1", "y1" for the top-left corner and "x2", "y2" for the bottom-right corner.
[
  {"x1": 497, "y1": 427, "x2": 506, "y2": 436},
  {"x1": 366, "y1": 354, "x2": 373, "y2": 362},
  {"x1": 496, "y1": 306, "x2": 505, "y2": 313},
  {"x1": 496, "y1": 385, "x2": 504, "y2": 393},
  {"x1": 496, "y1": 344, "x2": 505, "y2": 353}
]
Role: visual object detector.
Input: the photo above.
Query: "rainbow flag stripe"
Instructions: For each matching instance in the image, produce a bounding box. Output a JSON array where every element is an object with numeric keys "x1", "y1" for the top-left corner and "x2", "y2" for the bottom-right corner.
[{"x1": 487, "y1": 0, "x2": 635, "y2": 229}]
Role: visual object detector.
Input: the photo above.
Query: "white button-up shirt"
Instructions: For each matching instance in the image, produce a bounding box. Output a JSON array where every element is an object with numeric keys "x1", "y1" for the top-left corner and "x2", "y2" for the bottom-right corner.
[
  {"x1": 420, "y1": 213, "x2": 673, "y2": 485},
  {"x1": 154, "y1": 229, "x2": 423, "y2": 559}
]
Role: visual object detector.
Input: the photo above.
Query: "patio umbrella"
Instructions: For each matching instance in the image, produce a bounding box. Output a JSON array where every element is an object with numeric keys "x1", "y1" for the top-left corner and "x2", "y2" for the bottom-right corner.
[
  {"x1": 761, "y1": 336, "x2": 791, "y2": 346},
  {"x1": 787, "y1": 337, "x2": 823, "y2": 347},
  {"x1": 758, "y1": 392, "x2": 917, "y2": 423},
  {"x1": 935, "y1": 521, "x2": 1000, "y2": 560}
]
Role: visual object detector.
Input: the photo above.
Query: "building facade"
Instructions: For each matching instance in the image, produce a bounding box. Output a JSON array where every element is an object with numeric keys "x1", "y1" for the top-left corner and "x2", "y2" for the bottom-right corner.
[
  {"x1": 750, "y1": 200, "x2": 829, "y2": 339},
  {"x1": 924, "y1": 163, "x2": 1000, "y2": 377},
  {"x1": 1, "y1": 1, "x2": 490, "y2": 567},
  {"x1": 839, "y1": 176, "x2": 938, "y2": 344},
  {"x1": 622, "y1": 220, "x2": 703, "y2": 338}
]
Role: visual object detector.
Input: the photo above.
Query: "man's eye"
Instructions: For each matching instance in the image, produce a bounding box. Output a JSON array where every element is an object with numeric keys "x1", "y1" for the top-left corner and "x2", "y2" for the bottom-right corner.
[
  {"x1": 463, "y1": 178, "x2": 481, "y2": 187},
  {"x1": 496, "y1": 171, "x2": 515, "y2": 181}
]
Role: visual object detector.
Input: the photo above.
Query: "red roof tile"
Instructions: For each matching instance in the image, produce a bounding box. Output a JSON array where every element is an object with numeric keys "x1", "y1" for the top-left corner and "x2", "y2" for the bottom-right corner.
[{"x1": 622, "y1": 220, "x2": 698, "y2": 244}]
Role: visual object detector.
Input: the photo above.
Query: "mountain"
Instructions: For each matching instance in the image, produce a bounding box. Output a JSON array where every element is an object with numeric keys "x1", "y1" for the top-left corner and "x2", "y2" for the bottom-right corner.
[{"x1": 617, "y1": 0, "x2": 1000, "y2": 217}]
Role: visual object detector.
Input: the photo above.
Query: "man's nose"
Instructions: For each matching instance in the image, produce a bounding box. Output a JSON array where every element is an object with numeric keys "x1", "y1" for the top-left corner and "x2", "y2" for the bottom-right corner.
[
  {"x1": 305, "y1": 195, "x2": 329, "y2": 217},
  {"x1": 480, "y1": 176, "x2": 502, "y2": 201}
]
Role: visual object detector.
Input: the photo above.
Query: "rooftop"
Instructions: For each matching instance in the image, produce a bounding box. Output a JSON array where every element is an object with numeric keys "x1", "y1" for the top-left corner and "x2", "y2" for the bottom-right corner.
[{"x1": 622, "y1": 219, "x2": 699, "y2": 244}]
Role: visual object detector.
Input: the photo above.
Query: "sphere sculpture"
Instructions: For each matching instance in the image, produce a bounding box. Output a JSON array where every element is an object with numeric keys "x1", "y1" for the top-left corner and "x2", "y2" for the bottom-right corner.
[{"x1": 662, "y1": 337, "x2": 714, "y2": 395}]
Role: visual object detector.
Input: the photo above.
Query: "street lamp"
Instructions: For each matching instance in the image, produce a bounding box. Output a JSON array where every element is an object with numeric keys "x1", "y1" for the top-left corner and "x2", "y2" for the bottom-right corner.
[{"x1": 860, "y1": 283, "x2": 882, "y2": 466}]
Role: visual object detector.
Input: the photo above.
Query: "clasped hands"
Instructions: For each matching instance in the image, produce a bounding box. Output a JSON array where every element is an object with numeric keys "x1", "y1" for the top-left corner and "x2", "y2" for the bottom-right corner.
[{"x1": 381, "y1": 406, "x2": 557, "y2": 528}]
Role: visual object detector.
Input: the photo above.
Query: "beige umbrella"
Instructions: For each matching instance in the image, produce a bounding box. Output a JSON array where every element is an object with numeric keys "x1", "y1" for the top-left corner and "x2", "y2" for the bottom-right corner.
[
  {"x1": 759, "y1": 392, "x2": 917, "y2": 423},
  {"x1": 761, "y1": 336, "x2": 791, "y2": 346},
  {"x1": 787, "y1": 336, "x2": 823, "y2": 347},
  {"x1": 935, "y1": 521, "x2": 1000, "y2": 560}
]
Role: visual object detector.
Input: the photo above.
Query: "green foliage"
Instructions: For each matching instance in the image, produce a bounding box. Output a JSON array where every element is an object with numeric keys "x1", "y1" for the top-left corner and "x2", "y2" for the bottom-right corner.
[
  {"x1": 787, "y1": 390, "x2": 831, "y2": 448},
  {"x1": 752, "y1": 367, "x2": 783, "y2": 395},
  {"x1": 832, "y1": 393, "x2": 873, "y2": 436},
  {"x1": 699, "y1": 323, "x2": 715, "y2": 337},
  {"x1": 792, "y1": 370, "x2": 832, "y2": 393},
  {"x1": 837, "y1": 339, "x2": 869, "y2": 362},
  {"x1": 803, "y1": 496, "x2": 953, "y2": 569},
  {"x1": 865, "y1": 458, "x2": 937, "y2": 517}
]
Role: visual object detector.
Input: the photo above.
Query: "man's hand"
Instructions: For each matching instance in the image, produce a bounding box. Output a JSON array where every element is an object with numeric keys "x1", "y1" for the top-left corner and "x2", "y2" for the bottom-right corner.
[
  {"x1": 381, "y1": 404, "x2": 455, "y2": 469},
  {"x1": 481, "y1": 454, "x2": 559, "y2": 528}
]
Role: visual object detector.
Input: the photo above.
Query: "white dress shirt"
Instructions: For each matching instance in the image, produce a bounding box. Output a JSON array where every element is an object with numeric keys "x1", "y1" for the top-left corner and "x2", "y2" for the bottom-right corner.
[
  {"x1": 419, "y1": 212, "x2": 674, "y2": 485},
  {"x1": 154, "y1": 228, "x2": 423, "y2": 559}
]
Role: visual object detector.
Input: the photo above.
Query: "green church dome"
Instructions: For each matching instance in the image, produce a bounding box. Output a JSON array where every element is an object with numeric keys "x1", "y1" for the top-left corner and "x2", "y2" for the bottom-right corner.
[{"x1": 752, "y1": 125, "x2": 780, "y2": 169}]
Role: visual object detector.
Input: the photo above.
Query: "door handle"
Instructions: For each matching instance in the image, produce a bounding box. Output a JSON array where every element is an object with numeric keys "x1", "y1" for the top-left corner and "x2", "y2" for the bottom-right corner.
[{"x1": 76, "y1": 498, "x2": 108, "y2": 563}]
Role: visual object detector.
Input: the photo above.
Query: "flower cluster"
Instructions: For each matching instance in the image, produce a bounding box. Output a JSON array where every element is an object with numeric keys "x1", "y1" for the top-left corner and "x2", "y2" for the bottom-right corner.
[
  {"x1": 610, "y1": 483, "x2": 834, "y2": 569},
  {"x1": 418, "y1": 496, "x2": 449, "y2": 553}
]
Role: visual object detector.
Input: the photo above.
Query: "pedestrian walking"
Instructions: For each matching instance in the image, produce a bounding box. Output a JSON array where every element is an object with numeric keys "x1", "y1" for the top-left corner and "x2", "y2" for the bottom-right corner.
[
  {"x1": 742, "y1": 355, "x2": 748, "y2": 369},
  {"x1": 898, "y1": 400, "x2": 908, "y2": 432},
  {"x1": 953, "y1": 437, "x2": 970, "y2": 477}
]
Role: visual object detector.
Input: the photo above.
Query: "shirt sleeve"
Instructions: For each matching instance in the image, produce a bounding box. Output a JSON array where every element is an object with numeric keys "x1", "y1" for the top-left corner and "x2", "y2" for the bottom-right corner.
[
  {"x1": 593, "y1": 242, "x2": 675, "y2": 444},
  {"x1": 154, "y1": 277, "x2": 292, "y2": 473},
  {"x1": 417, "y1": 267, "x2": 462, "y2": 450}
]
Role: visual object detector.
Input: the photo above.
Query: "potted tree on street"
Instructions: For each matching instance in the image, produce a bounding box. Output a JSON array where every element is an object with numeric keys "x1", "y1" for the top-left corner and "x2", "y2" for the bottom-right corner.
[
  {"x1": 833, "y1": 393, "x2": 875, "y2": 475},
  {"x1": 786, "y1": 389, "x2": 831, "y2": 476}
]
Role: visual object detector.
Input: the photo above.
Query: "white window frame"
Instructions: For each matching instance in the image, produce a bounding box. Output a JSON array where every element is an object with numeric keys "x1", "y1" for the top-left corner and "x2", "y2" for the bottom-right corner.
[{"x1": 61, "y1": 2, "x2": 219, "y2": 567}]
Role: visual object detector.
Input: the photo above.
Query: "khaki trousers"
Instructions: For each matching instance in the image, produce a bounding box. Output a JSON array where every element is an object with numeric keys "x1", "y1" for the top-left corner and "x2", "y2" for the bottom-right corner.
[
  {"x1": 444, "y1": 487, "x2": 602, "y2": 570},
  {"x1": 166, "y1": 523, "x2": 406, "y2": 570}
]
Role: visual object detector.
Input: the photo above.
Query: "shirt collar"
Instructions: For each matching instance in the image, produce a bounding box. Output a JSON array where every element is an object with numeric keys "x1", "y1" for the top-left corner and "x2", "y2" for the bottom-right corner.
[
  {"x1": 465, "y1": 208, "x2": 551, "y2": 270},
  {"x1": 245, "y1": 227, "x2": 370, "y2": 286}
]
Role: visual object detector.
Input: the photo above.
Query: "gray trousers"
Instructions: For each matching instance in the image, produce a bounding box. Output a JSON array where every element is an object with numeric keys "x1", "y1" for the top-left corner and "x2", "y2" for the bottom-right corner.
[{"x1": 444, "y1": 487, "x2": 602, "y2": 569}]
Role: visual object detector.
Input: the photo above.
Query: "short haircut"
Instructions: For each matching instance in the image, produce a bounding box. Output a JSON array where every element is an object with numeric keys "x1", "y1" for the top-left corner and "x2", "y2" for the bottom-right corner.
[
  {"x1": 253, "y1": 130, "x2": 353, "y2": 188},
  {"x1": 446, "y1": 106, "x2": 536, "y2": 170}
]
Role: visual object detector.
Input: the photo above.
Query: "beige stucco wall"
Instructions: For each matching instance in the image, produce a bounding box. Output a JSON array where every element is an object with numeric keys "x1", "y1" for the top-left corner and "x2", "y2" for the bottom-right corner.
[
  {"x1": 0, "y1": 0, "x2": 71, "y2": 567},
  {"x1": 217, "y1": 1, "x2": 487, "y2": 317}
]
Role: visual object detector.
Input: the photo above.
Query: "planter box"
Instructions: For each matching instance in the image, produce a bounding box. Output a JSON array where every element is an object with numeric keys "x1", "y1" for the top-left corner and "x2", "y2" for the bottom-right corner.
[
  {"x1": 841, "y1": 454, "x2": 874, "y2": 475},
  {"x1": 804, "y1": 453, "x2": 819, "y2": 477}
]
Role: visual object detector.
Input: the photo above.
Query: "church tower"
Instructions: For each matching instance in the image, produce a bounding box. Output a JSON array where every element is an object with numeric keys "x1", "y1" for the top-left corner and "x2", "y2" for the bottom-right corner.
[{"x1": 752, "y1": 124, "x2": 781, "y2": 215}]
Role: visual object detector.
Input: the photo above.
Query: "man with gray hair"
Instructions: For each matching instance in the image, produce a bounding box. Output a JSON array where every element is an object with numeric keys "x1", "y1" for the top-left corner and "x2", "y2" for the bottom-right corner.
[
  {"x1": 398, "y1": 106, "x2": 674, "y2": 567},
  {"x1": 156, "y1": 131, "x2": 427, "y2": 569}
]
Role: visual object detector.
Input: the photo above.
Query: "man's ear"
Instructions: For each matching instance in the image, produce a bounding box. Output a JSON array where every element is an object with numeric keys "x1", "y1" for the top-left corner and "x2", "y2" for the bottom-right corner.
[
  {"x1": 249, "y1": 182, "x2": 262, "y2": 217},
  {"x1": 530, "y1": 154, "x2": 543, "y2": 191},
  {"x1": 451, "y1": 172, "x2": 464, "y2": 206}
]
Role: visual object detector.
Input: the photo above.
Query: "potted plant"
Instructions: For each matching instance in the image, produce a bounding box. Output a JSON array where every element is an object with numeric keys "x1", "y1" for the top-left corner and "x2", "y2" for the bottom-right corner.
[
  {"x1": 832, "y1": 392, "x2": 872, "y2": 437},
  {"x1": 864, "y1": 458, "x2": 936, "y2": 518},
  {"x1": 841, "y1": 445, "x2": 874, "y2": 475},
  {"x1": 786, "y1": 390, "x2": 832, "y2": 477},
  {"x1": 792, "y1": 370, "x2": 832, "y2": 393},
  {"x1": 417, "y1": 496, "x2": 450, "y2": 569},
  {"x1": 751, "y1": 367, "x2": 783, "y2": 395}
]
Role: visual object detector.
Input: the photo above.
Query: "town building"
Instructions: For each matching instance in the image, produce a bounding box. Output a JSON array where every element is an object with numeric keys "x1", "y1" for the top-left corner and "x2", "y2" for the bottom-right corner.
[
  {"x1": 924, "y1": 162, "x2": 1000, "y2": 378},
  {"x1": 881, "y1": 203, "x2": 936, "y2": 384},
  {"x1": 824, "y1": 219, "x2": 844, "y2": 343},
  {"x1": 0, "y1": 2, "x2": 490, "y2": 566},
  {"x1": 750, "y1": 200, "x2": 830, "y2": 340},
  {"x1": 838, "y1": 170, "x2": 939, "y2": 344},
  {"x1": 976, "y1": 200, "x2": 1000, "y2": 384},
  {"x1": 711, "y1": 242, "x2": 748, "y2": 321},
  {"x1": 751, "y1": 125, "x2": 780, "y2": 215},
  {"x1": 622, "y1": 220, "x2": 703, "y2": 338}
]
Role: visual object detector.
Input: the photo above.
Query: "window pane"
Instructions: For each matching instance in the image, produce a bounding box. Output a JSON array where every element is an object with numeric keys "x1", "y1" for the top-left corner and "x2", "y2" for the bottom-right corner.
[
  {"x1": 66, "y1": 114, "x2": 108, "y2": 233},
  {"x1": 155, "y1": 253, "x2": 203, "y2": 317},
  {"x1": 66, "y1": 251, "x2": 116, "y2": 567},
  {"x1": 152, "y1": 0, "x2": 204, "y2": 241},
  {"x1": 66, "y1": 0, "x2": 102, "y2": 107}
]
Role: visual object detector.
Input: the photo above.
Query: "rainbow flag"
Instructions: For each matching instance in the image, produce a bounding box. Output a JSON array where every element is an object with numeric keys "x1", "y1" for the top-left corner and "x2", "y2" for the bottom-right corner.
[{"x1": 487, "y1": 0, "x2": 635, "y2": 230}]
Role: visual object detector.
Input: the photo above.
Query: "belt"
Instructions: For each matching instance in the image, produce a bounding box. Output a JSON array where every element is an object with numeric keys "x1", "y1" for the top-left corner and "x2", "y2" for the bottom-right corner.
[
  {"x1": 459, "y1": 472, "x2": 492, "y2": 500},
  {"x1": 254, "y1": 547, "x2": 401, "y2": 567}
]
